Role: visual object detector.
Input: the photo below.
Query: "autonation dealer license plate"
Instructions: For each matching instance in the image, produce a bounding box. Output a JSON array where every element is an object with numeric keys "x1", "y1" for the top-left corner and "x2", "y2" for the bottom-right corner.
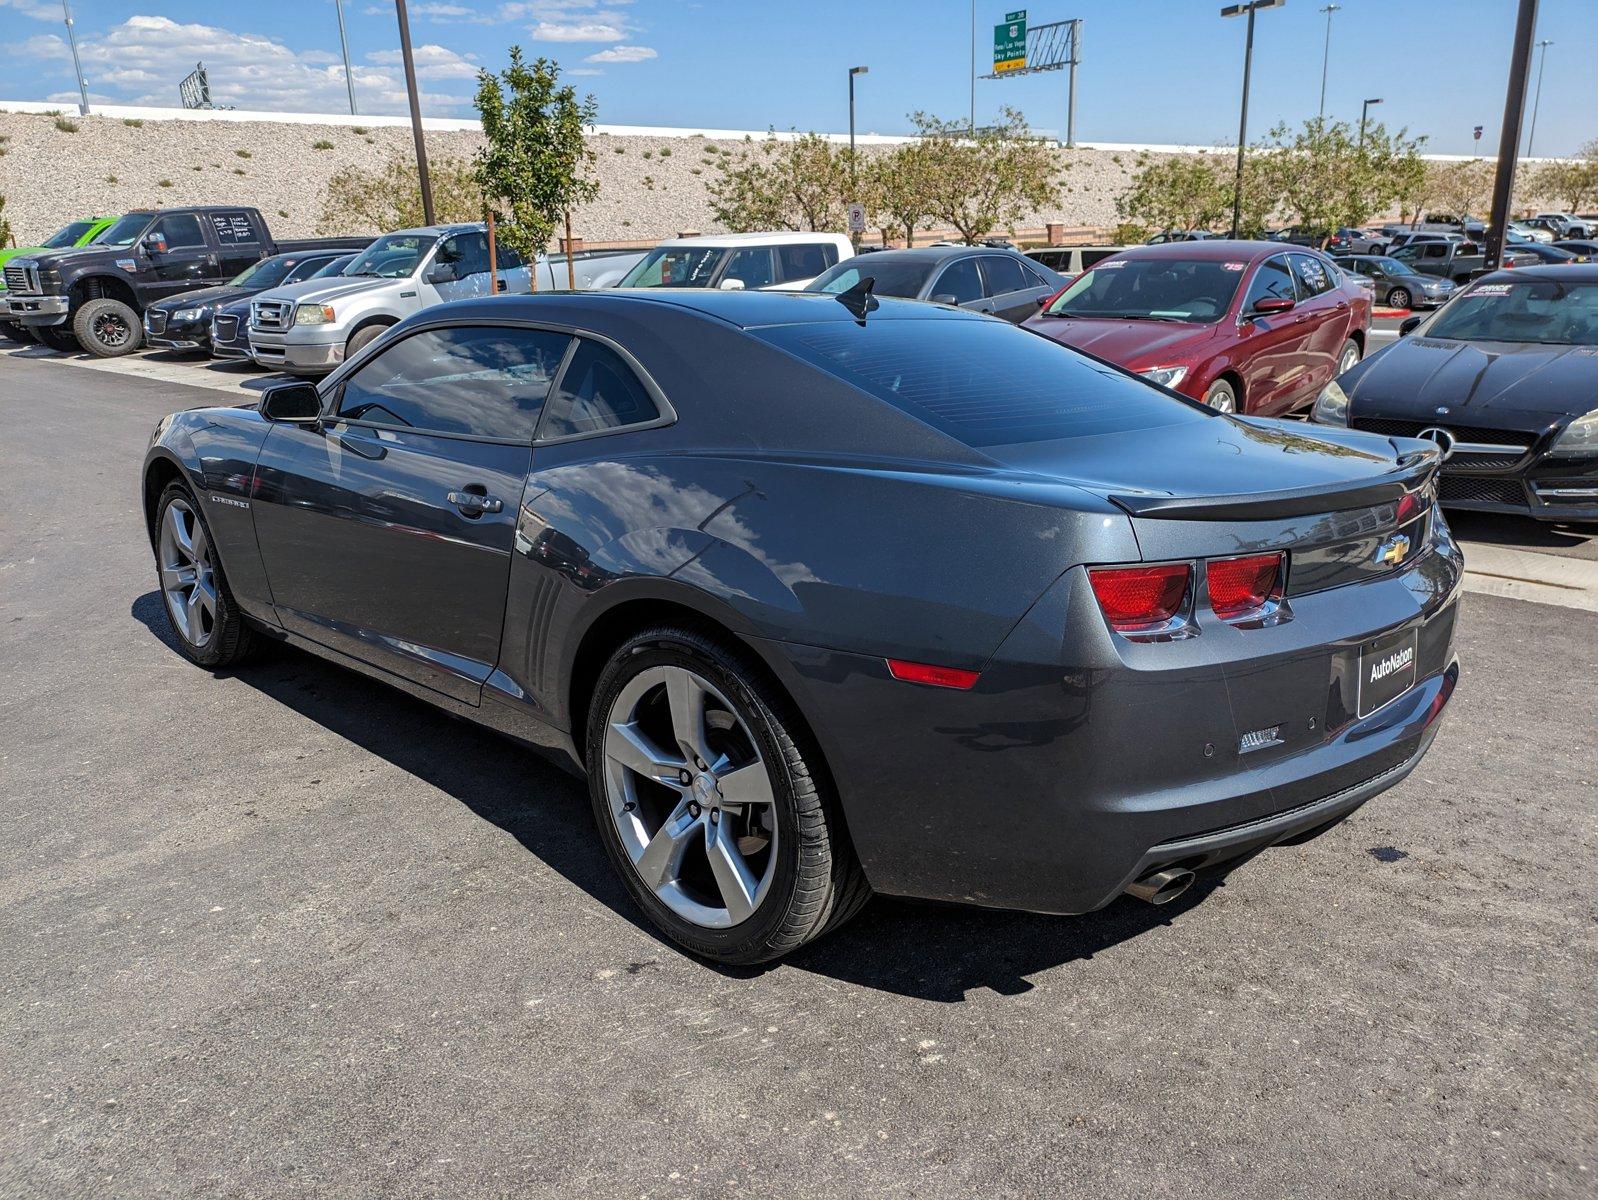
[{"x1": 1358, "y1": 626, "x2": 1418, "y2": 718}]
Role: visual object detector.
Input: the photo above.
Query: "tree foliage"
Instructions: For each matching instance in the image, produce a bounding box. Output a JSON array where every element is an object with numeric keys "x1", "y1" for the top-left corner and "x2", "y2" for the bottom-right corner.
[
  {"x1": 1524, "y1": 142, "x2": 1598, "y2": 211},
  {"x1": 1423, "y1": 158, "x2": 1495, "y2": 223},
  {"x1": 317, "y1": 149, "x2": 482, "y2": 235},
  {"x1": 707, "y1": 132, "x2": 852, "y2": 232},
  {"x1": 908, "y1": 108, "x2": 1060, "y2": 244},
  {"x1": 474, "y1": 48, "x2": 598, "y2": 278},
  {"x1": 0, "y1": 193, "x2": 10, "y2": 248},
  {"x1": 862, "y1": 141, "x2": 935, "y2": 248},
  {"x1": 1115, "y1": 153, "x2": 1230, "y2": 233}
]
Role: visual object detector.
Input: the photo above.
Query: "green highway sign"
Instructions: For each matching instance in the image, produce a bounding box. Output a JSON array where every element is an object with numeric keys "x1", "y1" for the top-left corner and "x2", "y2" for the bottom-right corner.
[{"x1": 993, "y1": 10, "x2": 1027, "y2": 73}]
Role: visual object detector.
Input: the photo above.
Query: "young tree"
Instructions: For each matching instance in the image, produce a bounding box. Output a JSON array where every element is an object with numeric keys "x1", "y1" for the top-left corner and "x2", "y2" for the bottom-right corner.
[
  {"x1": 474, "y1": 48, "x2": 598, "y2": 289},
  {"x1": 1425, "y1": 158, "x2": 1495, "y2": 223},
  {"x1": 0, "y1": 193, "x2": 10, "y2": 248},
  {"x1": 317, "y1": 150, "x2": 482, "y2": 235},
  {"x1": 707, "y1": 132, "x2": 851, "y2": 232},
  {"x1": 1254, "y1": 117, "x2": 1427, "y2": 244},
  {"x1": 1116, "y1": 153, "x2": 1230, "y2": 233},
  {"x1": 863, "y1": 141, "x2": 932, "y2": 248},
  {"x1": 910, "y1": 108, "x2": 1060, "y2": 244}
]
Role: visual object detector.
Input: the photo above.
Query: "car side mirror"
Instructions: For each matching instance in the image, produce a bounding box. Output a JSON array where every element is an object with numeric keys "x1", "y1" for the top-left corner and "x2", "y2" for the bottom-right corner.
[
  {"x1": 718, "y1": 277, "x2": 746, "y2": 291},
  {"x1": 260, "y1": 382, "x2": 322, "y2": 424},
  {"x1": 426, "y1": 262, "x2": 458, "y2": 285},
  {"x1": 1399, "y1": 316, "x2": 1423, "y2": 337},
  {"x1": 143, "y1": 232, "x2": 168, "y2": 254},
  {"x1": 1252, "y1": 296, "x2": 1296, "y2": 316},
  {"x1": 931, "y1": 293, "x2": 960, "y2": 306}
]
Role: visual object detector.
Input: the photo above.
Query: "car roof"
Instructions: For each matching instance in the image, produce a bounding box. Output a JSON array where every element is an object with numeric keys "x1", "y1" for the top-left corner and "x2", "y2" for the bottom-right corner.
[
  {"x1": 446, "y1": 288, "x2": 987, "y2": 330},
  {"x1": 653, "y1": 231, "x2": 851, "y2": 248},
  {"x1": 1472, "y1": 263, "x2": 1598, "y2": 284},
  {"x1": 1110, "y1": 239, "x2": 1297, "y2": 263},
  {"x1": 834, "y1": 246, "x2": 992, "y2": 266}
]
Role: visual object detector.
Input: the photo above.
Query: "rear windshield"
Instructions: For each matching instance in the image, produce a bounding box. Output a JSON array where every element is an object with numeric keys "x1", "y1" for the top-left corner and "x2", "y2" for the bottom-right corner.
[
  {"x1": 1427, "y1": 278, "x2": 1598, "y2": 345},
  {"x1": 810, "y1": 260, "x2": 933, "y2": 299},
  {"x1": 753, "y1": 318, "x2": 1203, "y2": 447},
  {"x1": 1041, "y1": 257, "x2": 1245, "y2": 324}
]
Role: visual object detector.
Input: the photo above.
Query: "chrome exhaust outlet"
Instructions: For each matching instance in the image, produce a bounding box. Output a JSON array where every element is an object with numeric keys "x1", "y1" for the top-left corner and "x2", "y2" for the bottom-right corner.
[{"x1": 1125, "y1": 867, "x2": 1195, "y2": 905}]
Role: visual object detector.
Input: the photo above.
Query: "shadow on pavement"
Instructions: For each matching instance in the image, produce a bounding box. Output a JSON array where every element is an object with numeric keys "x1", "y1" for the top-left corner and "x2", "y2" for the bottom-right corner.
[
  {"x1": 131, "y1": 589, "x2": 1229, "y2": 1001},
  {"x1": 1448, "y1": 510, "x2": 1597, "y2": 558}
]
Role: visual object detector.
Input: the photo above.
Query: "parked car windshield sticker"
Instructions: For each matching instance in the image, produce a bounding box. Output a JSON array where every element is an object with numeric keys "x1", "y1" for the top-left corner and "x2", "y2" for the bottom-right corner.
[
  {"x1": 1223, "y1": 262, "x2": 1246, "y2": 271},
  {"x1": 1472, "y1": 284, "x2": 1512, "y2": 297}
]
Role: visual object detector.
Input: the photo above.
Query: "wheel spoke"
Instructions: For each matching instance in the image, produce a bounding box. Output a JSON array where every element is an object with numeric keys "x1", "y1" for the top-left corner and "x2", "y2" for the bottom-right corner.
[
  {"x1": 184, "y1": 588, "x2": 207, "y2": 644},
  {"x1": 606, "y1": 719, "x2": 686, "y2": 786},
  {"x1": 160, "y1": 563, "x2": 195, "y2": 591},
  {"x1": 192, "y1": 576, "x2": 218, "y2": 620},
  {"x1": 717, "y1": 760, "x2": 774, "y2": 808},
  {"x1": 190, "y1": 519, "x2": 210, "y2": 566},
  {"x1": 634, "y1": 797, "x2": 699, "y2": 890},
  {"x1": 705, "y1": 817, "x2": 758, "y2": 923},
  {"x1": 665, "y1": 668, "x2": 713, "y2": 765},
  {"x1": 165, "y1": 505, "x2": 194, "y2": 559}
]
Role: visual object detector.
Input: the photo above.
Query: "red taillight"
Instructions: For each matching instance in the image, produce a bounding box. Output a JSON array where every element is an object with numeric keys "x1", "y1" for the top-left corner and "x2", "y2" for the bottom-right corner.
[
  {"x1": 1088, "y1": 564, "x2": 1190, "y2": 631},
  {"x1": 886, "y1": 659, "x2": 981, "y2": 690},
  {"x1": 1206, "y1": 553, "x2": 1284, "y2": 619},
  {"x1": 1395, "y1": 490, "x2": 1421, "y2": 523}
]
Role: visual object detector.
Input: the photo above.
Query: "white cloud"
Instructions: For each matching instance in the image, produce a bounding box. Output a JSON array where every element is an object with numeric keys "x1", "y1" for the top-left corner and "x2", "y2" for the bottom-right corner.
[
  {"x1": 583, "y1": 44, "x2": 655, "y2": 63},
  {"x1": 0, "y1": 0, "x2": 59, "y2": 21},
  {"x1": 55, "y1": 16, "x2": 474, "y2": 115},
  {"x1": 567, "y1": 68, "x2": 604, "y2": 76},
  {"x1": 414, "y1": 2, "x2": 474, "y2": 16},
  {"x1": 530, "y1": 19, "x2": 626, "y2": 41},
  {"x1": 367, "y1": 43, "x2": 481, "y2": 81},
  {"x1": 21, "y1": 32, "x2": 69, "y2": 58}
]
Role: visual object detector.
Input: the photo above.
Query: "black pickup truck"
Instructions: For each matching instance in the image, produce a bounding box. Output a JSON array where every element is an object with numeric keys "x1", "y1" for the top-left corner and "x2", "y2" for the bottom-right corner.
[
  {"x1": 1386, "y1": 237, "x2": 1540, "y2": 283},
  {"x1": 2, "y1": 206, "x2": 368, "y2": 357}
]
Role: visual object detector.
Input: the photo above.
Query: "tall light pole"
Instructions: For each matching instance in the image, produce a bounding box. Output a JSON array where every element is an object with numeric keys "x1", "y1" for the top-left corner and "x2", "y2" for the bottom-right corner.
[
  {"x1": 1525, "y1": 38, "x2": 1552, "y2": 157},
  {"x1": 59, "y1": 0, "x2": 89, "y2": 116},
  {"x1": 970, "y1": 0, "x2": 977, "y2": 132},
  {"x1": 1317, "y1": 4, "x2": 1339, "y2": 119},
  {"x1": 1359, "y1": 96, "x2": 1383, "y2": 149},
  {"x1": 1485, "y1": 0, "x2": 1540, "y2": 271},
  {"x1": 334, "y1": 0, "x2": 358, "y2": 115},
  {"x1": 395, "y1": 0, "x2": 434, "y2": 225},
  {"x1": 848, "y1": 65, "x2": 869, "y2": 190},
  {"x1": 1221, "y1": 0, "x2": 1284, "y2": 238}
]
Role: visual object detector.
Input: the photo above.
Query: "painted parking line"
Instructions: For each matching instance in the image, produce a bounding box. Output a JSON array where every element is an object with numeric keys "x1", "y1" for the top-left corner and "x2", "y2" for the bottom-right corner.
[{"x1": 4, "y1": 344, "x2": 272, "y2": 396}]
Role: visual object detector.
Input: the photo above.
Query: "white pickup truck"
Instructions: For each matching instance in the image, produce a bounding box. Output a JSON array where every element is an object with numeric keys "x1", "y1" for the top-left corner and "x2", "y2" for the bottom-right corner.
[{"x1": 247, "y1": 222, "x2": 646, "y2": 376}]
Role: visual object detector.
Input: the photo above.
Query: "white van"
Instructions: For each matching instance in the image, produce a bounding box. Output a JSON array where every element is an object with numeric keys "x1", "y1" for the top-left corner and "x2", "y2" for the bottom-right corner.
[{"x1": 616, "y1": 231, "x2": 854, "y2": 292}]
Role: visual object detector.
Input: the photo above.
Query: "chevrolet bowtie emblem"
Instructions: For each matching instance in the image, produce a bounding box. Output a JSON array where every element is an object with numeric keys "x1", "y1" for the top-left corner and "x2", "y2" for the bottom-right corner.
[{"x1": 1375, "y1": 533, "x2": 1411, "y2": 567}]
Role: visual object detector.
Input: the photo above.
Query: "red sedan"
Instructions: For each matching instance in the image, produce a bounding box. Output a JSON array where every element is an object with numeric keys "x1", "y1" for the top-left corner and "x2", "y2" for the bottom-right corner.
[{"x1": 1023, "y1": 241, "x2": 1371, "y2": 414}]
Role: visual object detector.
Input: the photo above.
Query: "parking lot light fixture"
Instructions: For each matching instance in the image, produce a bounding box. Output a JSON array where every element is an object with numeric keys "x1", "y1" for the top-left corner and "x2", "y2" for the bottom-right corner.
[
  {"x1": 1221, "y1": 0, "x2": 1285, "y2": 238},
  {"x1": 849, "y1": 65, "x2": 869, "y2": 191},
  {"x1": 1318, "y1": 4, "x2": 1340, "y2": 119},
  {"x1": 1359, "y1": 97, "x2": 1383, "y2": 150},
  {"x1": 1525, "y1": 40, "x2": 1552, "y2": 158}
]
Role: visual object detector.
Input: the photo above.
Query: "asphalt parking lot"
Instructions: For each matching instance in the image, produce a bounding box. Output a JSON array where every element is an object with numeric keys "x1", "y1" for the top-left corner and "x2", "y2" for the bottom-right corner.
[{"x1": 2, "y1": 351, "x2": 1595, "y2": 1198}]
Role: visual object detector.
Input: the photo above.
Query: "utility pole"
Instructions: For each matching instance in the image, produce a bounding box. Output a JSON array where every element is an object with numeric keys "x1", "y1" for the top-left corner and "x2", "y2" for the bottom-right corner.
[
  {"x1": 1221, "y1": 1, "x2": 1283, "y2": 238},
  {"x1": 395, "y1": 0, "x2": 435, "y2": 225},
  {"x1": 1317, "y1": 4, "x2": 1339, "y2": 119},
  {"x1": 1484, "y1": 0, "x2": 1540, "y2": 272},
  {"x1": 334, "y1": 0, "x2": 358, "y2": 115},
  {"x1": 1524, "y1": 38, "x2": 1552, "y2": 158},
  {"x1": 59, "y1": 0, "x2": 89, "y2": 117}
]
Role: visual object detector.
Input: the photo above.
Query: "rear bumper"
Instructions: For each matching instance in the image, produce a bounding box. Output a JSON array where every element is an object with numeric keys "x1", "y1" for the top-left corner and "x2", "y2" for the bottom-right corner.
[
  {"x1": 756, "y1": 526, "x2": 1464, "y2": 915},
  {"x1": 7, "y1": 294, "x2": 70, "y2": 326}
]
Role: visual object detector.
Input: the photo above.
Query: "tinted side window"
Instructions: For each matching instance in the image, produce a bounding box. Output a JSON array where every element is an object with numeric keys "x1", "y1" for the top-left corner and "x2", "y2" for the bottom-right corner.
[
  {"x1": 1289, "y1": 253, "x2": 1333, "y2": 297},
  {"x1": 980, "y1": 255, "x2": 1028, "y2": 296},
  {"x1": 931, "y1": 258, "x2": 983, "y2": 304},
  {"x1": 156, "y1": 214, "x2": 206, "y2": 249},
  {"x1": 285, "y1": 257, "x2": 334, "y2": 283},
  {"x1": 442, "y1": 232, "x2": 490, "y2": 278},
  {"x1": 776, "y1": 243, "x2": 836, "y2": 283},
  {"x1": 540, "y1": 340, "x2": 660, "y2": 439},
  {"x1": 336, "y1": 325, "x2": 573, "y2": 440},
  {"x1": 1242, "y1": 257, "x2": 1295, "y2": 311},
  {"x1": 210, "y1": 211, "x2": 260, "y2": 246},
  {"x1": 722, "y1": 247, "x2": 776, "y2": 288}
]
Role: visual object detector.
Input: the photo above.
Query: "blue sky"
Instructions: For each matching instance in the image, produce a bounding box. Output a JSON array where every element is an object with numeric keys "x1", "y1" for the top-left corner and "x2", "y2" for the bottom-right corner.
[{"x1": 2, "y1": 0, "x2": 1592, "y2": 155}]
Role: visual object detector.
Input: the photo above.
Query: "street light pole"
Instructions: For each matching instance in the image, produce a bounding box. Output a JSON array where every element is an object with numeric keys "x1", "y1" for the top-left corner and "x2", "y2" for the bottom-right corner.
[
  {"x1": 1525, "y1": 39, "x2": 1552, "y2": 158},
  {"x1": 1484, "y1": 0, "x2": 1540, "y2": 272},
  {"x1": 1317, "y1": 4, "x2": 1339, "y2": 119},
  {"x1": 59, "y1": 0, "x2": 89, "y2": 117},
  {"x1": 848, "y1": 65, "x2": 869, "y2": 191},
  {"x1": 395, "y1": 0, "x2": 435, "y2": 226},
  {"x1": 334, "y1": 0, "x2": 358, "y2": 116},
  {"x1": 970, "y1": 0, "x2": 977, "y2": 133},
  {"x1": 1359, "y1": 97, "x2": 1382, "y2": 149},
  {"x1": 1221, "y1": 1, "x2": 1283, "y2": 239}
]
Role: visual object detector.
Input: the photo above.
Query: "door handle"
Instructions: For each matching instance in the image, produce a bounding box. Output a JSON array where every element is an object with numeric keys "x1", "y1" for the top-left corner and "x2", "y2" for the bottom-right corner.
[{"x1": 448, "y1": 489, "x2": 503, "y2": 515}]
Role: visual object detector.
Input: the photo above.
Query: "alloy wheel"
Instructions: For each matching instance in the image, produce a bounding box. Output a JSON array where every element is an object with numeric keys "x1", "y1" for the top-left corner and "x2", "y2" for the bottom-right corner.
[
  {"x1": 1205, "y1": 384, "x2": 1237, "y2": 413},
  {"x1": 93, "y1": 311, "x2": 131, "y2": 348},
  {"x1": 602, "y1": 665, "x2": 779, "y2": 928},
  {"x1": 1339, "y1": 343, "x2": 1361, "y2": 374},
  {"x1": 159, "y1": 499, "x2": 218, "y2": 648}
]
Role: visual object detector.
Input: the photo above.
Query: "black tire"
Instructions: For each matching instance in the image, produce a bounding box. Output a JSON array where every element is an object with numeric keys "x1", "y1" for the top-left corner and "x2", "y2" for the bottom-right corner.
[
  {"x1": 34, "y1": 324, "x2": 79, "y2": 353},
  {"x1": 1202, "y1": 377, "x2": 1239, "y2": 414},
  {"x1": 0, "y1": 319, "x2": 35, "y2": 345},
  {"x1": 73, "y1": 297, "x2": 143, "y2": 357},
  {"x1": 1388, "y1": 285, "x2": 1412, "y2": 309},
  {"x1": 153, "y1": 480, "x2": 258, "y2": 669},
  {"x1": 585, "y1": 625, "x2": 870, "y2": 965},
  {"x1": 344, "y1": 324, "x2": 387, "y2": 362}
]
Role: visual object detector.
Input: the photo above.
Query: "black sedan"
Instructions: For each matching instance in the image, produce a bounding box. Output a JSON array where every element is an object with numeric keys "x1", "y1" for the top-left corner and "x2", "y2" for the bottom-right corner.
[
  {"x1": 209, "y1": 254, "x2": 357, "y2": 361},
  {"x1": 1334, "y1": 254, "x2": 1457, "y2": 309},
  {"x1": 142, "y1": 290, "x2": 1461, "y2": 963},
  {"x1": 807, "y1": 246, "x2": 1064, "y2": 322},
  {"x1": 1313, "y1": 265, "x2": 1598, "y2": 525},
  {"x1": 1552, "y1": 240, "x2": 1598, "y2": 262},
  {"x1": 143, "y1": 249, "x2": 353, "y2": 353}
]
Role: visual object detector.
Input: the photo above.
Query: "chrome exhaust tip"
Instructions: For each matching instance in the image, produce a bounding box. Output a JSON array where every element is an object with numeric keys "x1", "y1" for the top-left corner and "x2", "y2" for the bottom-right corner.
[{"x1": 1125, "y1": 867, "x2": 1196, "y2": 906}]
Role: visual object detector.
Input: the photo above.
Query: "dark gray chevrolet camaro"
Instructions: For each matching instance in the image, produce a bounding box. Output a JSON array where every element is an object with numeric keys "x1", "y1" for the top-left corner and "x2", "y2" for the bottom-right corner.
[{"x1": 141, "y1": 290, "x2": 1463, "y2": 963}]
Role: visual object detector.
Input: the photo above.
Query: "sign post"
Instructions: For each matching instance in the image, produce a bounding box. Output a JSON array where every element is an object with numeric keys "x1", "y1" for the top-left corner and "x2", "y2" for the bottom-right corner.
[
  {"x1": 846, "y1": 202, "x2": 867, "y2": 235},
  {"x1": 178, "y1": 62, "x2": 212, "y2": 110},
  {"x1": 993, "y1": 10, "x2": 1028, "y2": 74}
]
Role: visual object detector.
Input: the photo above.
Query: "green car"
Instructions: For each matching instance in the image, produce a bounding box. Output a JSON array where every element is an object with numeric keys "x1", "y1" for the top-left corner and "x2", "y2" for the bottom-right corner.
[{"x1": 0, "y1": 216, "x2": 118, "y2": 342}]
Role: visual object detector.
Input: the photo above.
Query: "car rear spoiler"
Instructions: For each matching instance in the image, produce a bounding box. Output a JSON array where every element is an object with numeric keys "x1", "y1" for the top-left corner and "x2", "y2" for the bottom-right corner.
[{"x1": 1107, "y1": 440, "x2": 1441, "y2": 522}]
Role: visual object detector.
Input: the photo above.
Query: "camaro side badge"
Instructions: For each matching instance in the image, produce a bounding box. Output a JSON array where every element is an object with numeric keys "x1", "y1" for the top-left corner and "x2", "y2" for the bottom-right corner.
[
  {"x1": 210, "y1": 494, "x2": 250, "y2": 509},
  {"x1": 1374, "y1": 533, "x2": 1410, "y2": 567}
]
